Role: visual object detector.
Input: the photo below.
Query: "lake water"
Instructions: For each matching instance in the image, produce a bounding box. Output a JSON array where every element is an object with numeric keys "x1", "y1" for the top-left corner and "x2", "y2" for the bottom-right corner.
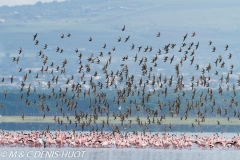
[
  {"x1": 1, "y1": 122, "x2": 240, "y2": 132},
  {"x1": 0, "y1": 145, "x2": 239, "y2": 160},
  {"x1": 0, "y1": 132, "x2": 240, "y2": 160}
]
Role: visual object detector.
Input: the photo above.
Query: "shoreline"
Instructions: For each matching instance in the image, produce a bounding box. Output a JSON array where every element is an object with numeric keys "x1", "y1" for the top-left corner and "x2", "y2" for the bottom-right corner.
[{"x1": 0, "y1": 116, "x2": 239, "y2": 125}]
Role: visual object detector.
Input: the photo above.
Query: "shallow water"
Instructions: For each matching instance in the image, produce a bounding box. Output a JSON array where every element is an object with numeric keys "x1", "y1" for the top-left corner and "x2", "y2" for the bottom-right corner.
[
  {"x1": 0, "y1": 132, "x2": 240, "y2": 160},
  {"x1": 0, "y1": 146, "x2": 239, "y2": 160}
]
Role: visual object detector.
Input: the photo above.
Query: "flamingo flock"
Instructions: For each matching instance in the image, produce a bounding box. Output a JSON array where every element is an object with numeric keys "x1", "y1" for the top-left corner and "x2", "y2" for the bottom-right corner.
[{"x1": 0, "y1": 130, "x2": 240, "y2": 149}]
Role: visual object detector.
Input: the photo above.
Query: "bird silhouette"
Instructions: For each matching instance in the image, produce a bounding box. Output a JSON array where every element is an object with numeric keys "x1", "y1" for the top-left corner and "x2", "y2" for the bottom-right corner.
[{"x1": 122, "y1": 25, "x2": 125, "y2": 31}]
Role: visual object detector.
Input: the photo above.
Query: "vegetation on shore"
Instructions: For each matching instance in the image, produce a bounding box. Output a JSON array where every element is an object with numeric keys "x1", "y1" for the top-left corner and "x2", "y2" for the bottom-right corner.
[{"x1": 1, "y1": 116, "x2": 239, "y2": 125}]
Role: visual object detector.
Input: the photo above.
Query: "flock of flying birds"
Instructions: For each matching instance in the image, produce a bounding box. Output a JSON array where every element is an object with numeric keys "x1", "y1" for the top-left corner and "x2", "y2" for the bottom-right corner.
[{"x1": 2, "y1": 24, "x2": 240, "y2": 133}]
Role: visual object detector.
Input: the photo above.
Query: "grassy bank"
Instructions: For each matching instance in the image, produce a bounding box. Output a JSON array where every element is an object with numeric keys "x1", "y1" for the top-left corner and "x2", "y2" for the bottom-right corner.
[{"x1": 0, "y1": 116, "x2": 239, "y2": 125}]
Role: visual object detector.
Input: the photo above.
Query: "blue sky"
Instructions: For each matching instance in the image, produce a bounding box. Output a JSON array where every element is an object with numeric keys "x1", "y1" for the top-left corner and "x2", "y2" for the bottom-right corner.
[{"x1": 0, "y1": 0, "x2": 65, "y2": 7}]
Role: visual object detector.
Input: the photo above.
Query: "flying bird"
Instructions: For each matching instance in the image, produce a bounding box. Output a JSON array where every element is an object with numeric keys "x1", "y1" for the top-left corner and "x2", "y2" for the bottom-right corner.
[
  {"x1": 33, "y1": 33, "x2": 38, "y2": 41},
  {"x1": 122, "y1": 25, "x2": 125, "y2": 31}
]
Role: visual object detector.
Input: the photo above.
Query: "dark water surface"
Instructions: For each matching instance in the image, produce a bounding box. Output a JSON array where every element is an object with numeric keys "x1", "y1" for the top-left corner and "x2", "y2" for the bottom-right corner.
[{"x1": 1, "y1": 122, "x2": 240, "y2": 132}]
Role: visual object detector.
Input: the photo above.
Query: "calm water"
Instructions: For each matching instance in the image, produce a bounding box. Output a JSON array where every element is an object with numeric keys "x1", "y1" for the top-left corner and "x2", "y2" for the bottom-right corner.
[
  {"x1": 0, "y1": 145, "x2": 239, "y2": 160},
  {"x1": 0, "y1": 132, "x2": 240, "y2": 160},
  {"x1": 1, "y1": 122, "x2": 240, "y2": 132}
]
